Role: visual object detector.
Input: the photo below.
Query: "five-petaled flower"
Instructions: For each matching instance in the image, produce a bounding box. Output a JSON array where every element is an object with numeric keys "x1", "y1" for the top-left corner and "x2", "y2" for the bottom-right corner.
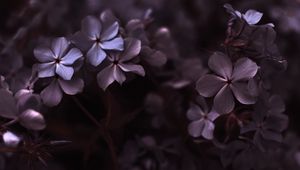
[
  {"x1": 196, "y1": 52, "x2": 259, "y2": 114},
  {"x1": 97, "y1": 38, "x2": 145, "y2": 90},
  {"x1": 34, "y1": 37, "x2": 83, "y2": 80},
  {"x1": 72, "y1": 10, "x2": 124, "y2": 67},
  {"x1": 187, "y1": 101, "x2": 220, "y2": 140}
]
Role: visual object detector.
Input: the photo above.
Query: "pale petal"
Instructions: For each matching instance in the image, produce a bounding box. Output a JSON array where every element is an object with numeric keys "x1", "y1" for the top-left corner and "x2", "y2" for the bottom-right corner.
[
  {"x1": 100, "y1": 37, "x2": 124, "y2": 51},
  {"x1": 82, "y1": 16, "x2": 101, "y2": 40},
  {"x1": 196, "y1": 74, "x2": 226, "y2": 97},
  {"x1": 97, "y1": 65, "x2": 115, "y2": 90},
  {"x1": 213, "y1": 85, "x2": 235, "y2": 114},
  {"x1": 51, "y1": 37, "x2": 69, "y2": 58},
  {"x1": 37, "y1": 63, "x2": 56, "y2": 78},
  {"x1": 243, "y1": 10, "x2": 263, "y2": 25},
  {"x1": 100, "y1": 22, "x2": 119, "y2": 41},
  {"x1": 188, "y1": 120, "x2": 205, "y2": 138},
  {"x1": 120, "y1": 38, "x2": 141, "y2": 62},
  {"x1": 87, "y1": 43, "x2": 107, "y2": 66},
  {"x1": 40, "y1": 79, "x2": 63, "y2": 107},
  {"x1": 113, "y1": 65, "x2": 126, "y2": 84},
  {"x1": 202, "y1": 120, "x2": 215, "y2": 140},
  {"x1": 55, "y1": 64, "x2": 74, "y2": 80},
  {"x1": 34, "y1": 47, "x2": 55, "y2": 62},
  {"x1": 208, "y1": 52, "x2": 232, "y2": 79},
  {"x1": 231, "y1": 82, "x2": 256, "y2": 104},
  {"x1": 19, "y1": 109, "x2": 46, "y2": 130},
  {"x1": 118, "y1": 63, "x2": 145, "y2": 76},
  {"x1": 61, "y1": 48, "x2": 82, "y2": 65},
  {"x1": 187, "y1": 104, "x2": 205, "y2": 121},
  {"x1": 58, "y1": 78, "x2": 84, "y2": 95},
  {"x1": 232, "y1": 58, "x2": 258, "y2": 81}
]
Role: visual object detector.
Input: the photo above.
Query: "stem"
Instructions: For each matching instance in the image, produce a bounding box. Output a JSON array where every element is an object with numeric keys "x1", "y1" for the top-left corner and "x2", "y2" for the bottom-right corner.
[{"x1": 72, "y1": 96, "x2": 118, "y2": 170}]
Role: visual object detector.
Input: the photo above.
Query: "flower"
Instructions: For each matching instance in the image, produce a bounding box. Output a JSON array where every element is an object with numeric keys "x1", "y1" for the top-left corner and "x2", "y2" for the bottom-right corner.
[
  {"x1": 34, "y1": 37, "x2": 83, "y2": 80},
  {"x1": 241, "y1": 95, "x2": 288, "y2": 151},
  {"x1": 196, "y1": 52, "x2": 258, "y2": 114},
  {"x1": 72, "y1": 10, "x2": 124, "y2": 67},
  {"x1": 40, "y1": 77, "x2": 84, "y2": 107},
  {"x1": 187, "y1": 100, "x2": 219, "y2": 140},
  {"x1": 97, "y1": 38, "x2": 145, "y2": 90}
]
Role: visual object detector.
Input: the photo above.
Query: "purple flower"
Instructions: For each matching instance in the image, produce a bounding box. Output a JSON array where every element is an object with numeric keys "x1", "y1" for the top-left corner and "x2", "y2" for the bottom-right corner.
[
  {"x1": 241, "y1": 95, "x2": 288, "y2": 151},
  {"x1": 72, "y1": 10, "x2": 124, "y2": 67},
  {"x1": 196, "y1": 52, "x2": 258, "y2": 114},
  {"x1": 97, "y1": 38, "x2": 145, "y2": 90},
  {"x1": 187, "y1": 101, "x2": 219, "y2": 140},
  {"x1": 34, "y1": 37, "x2": 83, "y2": 80},
  {"x1": 40, "y1": 77, "x2": 84, "y2": 107}
]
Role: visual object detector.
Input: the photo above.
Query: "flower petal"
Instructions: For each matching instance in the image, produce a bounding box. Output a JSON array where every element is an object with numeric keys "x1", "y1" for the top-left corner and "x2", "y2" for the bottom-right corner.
[
  {"x1": 58, "y1": 78, "x2": 84, "y2": 95},
  {"x1": 100, "y1": 22, "x2": 119, "y2": 41},
  {"x1": 61, "y1": 48, "x2": 83, "y2": 65},
  {"x1": 97, "y1": 65, "x2": 115, "y2": 90},
  {"x1": 113, "y1": 65, "x2": 126, "y2": 84},
  {"x1": 55, "y1": 64, "x2": 74, "y2": 80},
  {"x1": 87, "y1": 43, "x2": 107, "y2": 66},
  {"x1": 208, "y1": 52, "x2": 232, "y2": 79},
  {"x1": 188, "y1": 120, "x2": 205, "y2": 138},
  {"x1": 81, "y1": 16, "x2": 101, "y2": 40},
  {"x1": 207, "y1": 110, "x2": 220, "y2": 121},
  {"x1": 19, "y1": 109, "x2": 46, "y2": 130},
  {"x1": 213, "y1": 85, "x2": 235, "y2": 114},
  {"x1": 100, "y1": 37, "x2": 124, "y2": 51},
  {"x1": 243, "y1": 10, "x2": 263, "y2": 25},
  {"x1": 71, "y1": 31, "x2": 94, "y2": 51},
  {"x1": 37, "y1": 63, "x2": 56, "y2": 78},
  {"x1": 51, "y1": 37, "x2": 69, "y2": 58},
  {"x1": 40, "y1": 79, "x2": 63, "y2": 107},
  {"x1": 187, "y1": 103, "x2": 205, "y2": 121},
  {"x1": 232, "y1": 57, "x2": 258, "y2": 81},
  {"x1": 202, "y1": 120, "x2": 215, "y2": 140},
  {"x1": 34, "y1": 47, "x2": 55, "y2": 62},
  {"x1": 196, "y1": 74, "x2": 226, "y2": 97},
  {"x1": 231, "y1": 82, "x2": 256, "y2": 105},
  {"x1": 3, "y1": 131, "x2": 20, "y2": 147},
  {"x1": 118, "y1": 63, "x2": 145, "y2": 76},
  {"x1": 120, "y1": 38, "x2": 141, "y2": 62}
]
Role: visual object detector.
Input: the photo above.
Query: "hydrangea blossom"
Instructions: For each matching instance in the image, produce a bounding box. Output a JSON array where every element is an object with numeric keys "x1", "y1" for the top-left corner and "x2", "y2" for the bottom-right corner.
[
  {"x1": 34, "y1": 37, "x2": 83, "y2": 80},
  {"x1": 97, "y1": 38, "x2": 145, "y2": 90},
  {"x1": 196, "y1": 52, "x2": 258, "y2": 114},
  {"x1": 187, "y1": 101, "x2": 219, "y2": 140},
  {"x1": 72, "y1": 10, "x2": 124, "y2": 67}
]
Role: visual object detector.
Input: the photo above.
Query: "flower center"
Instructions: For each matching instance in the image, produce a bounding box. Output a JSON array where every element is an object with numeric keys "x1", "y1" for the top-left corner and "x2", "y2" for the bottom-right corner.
[
  {"x1": 55, "y1": 58, "x2": 61, "y2": 64},
  {"x1": 113, "y1": 60, "x2": 119, "y2": 65},
  {"x1": 226, "y1": 79, "x2": 232, "y2": 84}
]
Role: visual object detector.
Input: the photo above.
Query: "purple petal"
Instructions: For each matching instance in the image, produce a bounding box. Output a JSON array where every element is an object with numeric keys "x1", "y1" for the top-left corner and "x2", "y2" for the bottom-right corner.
[
  {"x1": 231, "y1": 82, "x2": 256, "y2": 104},
  {"x1": 97, "y1": 65, "x2": 115, "y2": 90},
  {"x1": 82, "y1": 16, "x2": 101, "y2": 40},
  {"x1": 213, "y1": 85, "x2": 235, "y2": 114},
  {"x1": 100, "y1": 22, "x2": 119, "y2": 41},
  {"x1": 141, "y1": 46, "x2": 167, "y2": 67},
  {"x1": 202, "y1": 120, "x2": 215, "y2": 140},
  {"x1": 113, "y1": 65, "x2": 126, "y2": 84},
  {"x1": 207, "y1": 111, "x2": 220, "y2": 121},
  {"x1": 208, "y1": 52, "x2": 232, "y2": 79},
  {"x1": 232, "y1": 58, "x2": 258, "y2": 81},
  {"x1": 0, "y1": 89, "x2": 18, "y2": 119},
  {"x1": 3, "y1": 131, "x2": 20, "y2": 147},
  {"x1": 55, "y1": 64, "x2": 74, "y2": 80},
  {"x1": 188, "y1": 120, "x2": 205, "y2": 138},
  {"x1": 87, "y1": 43, "x2": 107, "y2": 66},
  {"x1": 61, "y1": 48, "x2": 82, "y2": 65},
  {"x1": 37, "y1": 63, "x2": 56, "y2": 78},
  {"x1": 120, "y1": 38, "x2": 141, "y2": 62},
  {"x1": 40, "y1": 79, "x2": 63, "y2": 107},
  {"x1": 100, "y1": 37, "x2": 124, "y2": 51},
  {"x1": 187, "y1": 104, "x2": 205, "y2": 121},
  {"x1": 34, "y1": 47, "x2": 55, "y2": 62},
  {"x1": 118, "y1": 63, "x2": 145, "y2": 76},
  {"x1": 51, "y1": 37, "x2": 69, "y2": 58},
  {"x1": 71, "y1": 31, "x2": 94, "y2": 51},
  {"x1": 58, "y1": 78, "x2": 84, "y2": 95},
  {"x1": 19, "y1": 109, "x2": 46, "y2": 130},
  {"x1": 243, "y1": 10, "x2": 263, "y2": 25},
  {"x1": 196, "y1": 74, "x2": 226, "y2": 97},
  {"x1": 100, "y1": 10, "x2": 118, "y2": 27}
]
